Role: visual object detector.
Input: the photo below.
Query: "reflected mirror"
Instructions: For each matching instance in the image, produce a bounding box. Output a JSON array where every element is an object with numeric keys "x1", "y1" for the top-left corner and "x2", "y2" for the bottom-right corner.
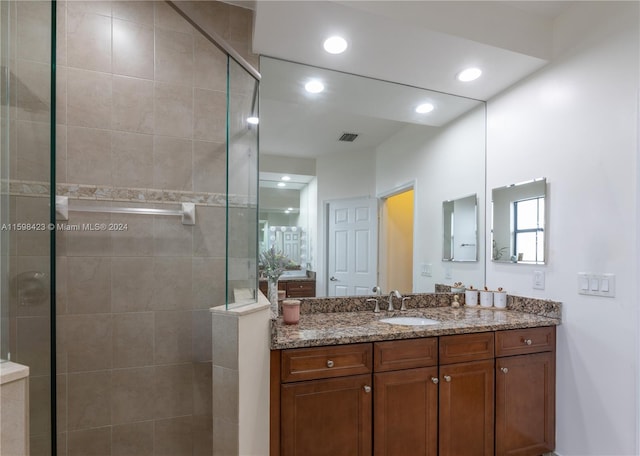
[
  {"x1": 260, "y1": 56, "x2": 486, "y2": 296},
  {"x1": 443, "y1": 194, "x2": 478, "y2": 262},
  {"x1": 265, "y1": 226, "x2": 306, "y2": 266},
  {"x1": 491, "y1": 178, "x2": 546, "y2": 264}
]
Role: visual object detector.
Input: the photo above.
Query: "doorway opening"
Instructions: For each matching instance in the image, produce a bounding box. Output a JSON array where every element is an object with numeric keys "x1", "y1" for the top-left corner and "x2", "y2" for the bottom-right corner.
[{"x1": 380, "y1": 187, "x2": 414, "y2": 294}]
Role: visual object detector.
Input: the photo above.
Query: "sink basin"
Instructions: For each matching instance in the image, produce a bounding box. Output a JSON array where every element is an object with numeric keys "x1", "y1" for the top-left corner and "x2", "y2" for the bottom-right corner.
[{"x1": 379, "y1": 316, "x2": 439, "y2": 326}]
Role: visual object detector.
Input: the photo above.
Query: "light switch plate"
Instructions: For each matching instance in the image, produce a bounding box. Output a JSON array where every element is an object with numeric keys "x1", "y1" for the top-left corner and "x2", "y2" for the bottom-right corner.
[
  {"x1": 578, "y1": 273, "x2": 615, "y2": 297},
  {"x1": 533, "y1": 270, "x2": 545, "y2": 290}
]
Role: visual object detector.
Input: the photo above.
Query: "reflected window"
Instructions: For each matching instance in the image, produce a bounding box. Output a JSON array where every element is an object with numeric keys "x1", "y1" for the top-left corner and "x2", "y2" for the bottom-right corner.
[{"x1": 513, "y1": 197, "x2": 545, "y2": 263}]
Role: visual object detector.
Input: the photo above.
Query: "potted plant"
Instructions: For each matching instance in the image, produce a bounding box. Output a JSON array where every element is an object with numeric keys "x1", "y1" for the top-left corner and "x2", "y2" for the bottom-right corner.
[{"x1": 259, "y1": 247, "x2": 291, "y2": 316}]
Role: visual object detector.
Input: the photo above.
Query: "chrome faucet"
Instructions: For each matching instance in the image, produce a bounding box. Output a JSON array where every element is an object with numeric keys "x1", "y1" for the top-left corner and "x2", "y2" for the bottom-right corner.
[
  {"x1": 367, "y1": 298, "x2": 380, "y2": 313},
  {"x1": 388, "y1": 290, "x2": 402, "y2": 311}
]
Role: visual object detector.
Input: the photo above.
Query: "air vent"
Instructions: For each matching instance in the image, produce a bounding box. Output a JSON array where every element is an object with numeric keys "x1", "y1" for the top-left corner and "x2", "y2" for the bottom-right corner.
[{"x1": 338, "y1": 132, "x2": 359, "y2": 142}]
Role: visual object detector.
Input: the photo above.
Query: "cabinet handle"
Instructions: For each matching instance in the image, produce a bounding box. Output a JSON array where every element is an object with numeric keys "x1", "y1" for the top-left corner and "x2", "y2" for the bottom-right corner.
[
  {"x1": 431, "y1": 377, "x2": 439, "y2": 384},
  {"x1": 326, "y1": 360, "x2": 334, "y2": 368},
  {"x1": 443, "y1": 375, "x2": 451, "y2": 382},
  {"x1": 363, "y1": 385, "x2": 372, "y2": 393},
  {"x1": 523, "y1": 339, "x2": 533, "y2": 345},
  {"x1": 501, "y1": 367, "x2": 509, "y2": 374}
]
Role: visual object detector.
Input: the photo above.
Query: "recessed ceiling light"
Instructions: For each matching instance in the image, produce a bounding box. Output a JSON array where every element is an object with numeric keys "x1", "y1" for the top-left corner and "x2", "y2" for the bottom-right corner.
[
  {"x1": 305, "y1": 80, "x2": 325, "y2": 94},
  {"x1": 284, "y1": 210, "x2": 290, "y2": 214},
  {"x1": 277, "y1": 182, "x2": 286, "y2": 187},
  {"x1": 457, "y1": 67, "x2": 482, "y2": 82},
  {"x1": 281, "y1": 176, "x2": 291, "y2": 181},
  {"x1": 323, "y1": 36, "x2": 348, "y2": 54},
  {"x1": 247, "y1": 116, "x2": 259, "y2": 125},
  {"x1": 415, "y1": 103, "x2": 434, "y2": 114},
  {"x1": 287, "y1": 207, "x2": 294, "y2": 211}
]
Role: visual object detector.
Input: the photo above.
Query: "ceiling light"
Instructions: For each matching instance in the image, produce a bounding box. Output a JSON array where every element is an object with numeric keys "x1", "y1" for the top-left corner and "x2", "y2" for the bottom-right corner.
[
  {"x1": 284, "y1": 210, "x2": 290, "y2": 214},
  {"x1": 287, "y1": 207, "x2": 294, "y2": 211},
  {"x1": 457, "y1": 67, "x2": 482, "y2": 82},
  {"x1": 281, "y1": 176, "x2": 291, "y2": 181},
  {"x1": 305, "y1": 80, "x2": 325, "y2": 94},
  {"x1": 247, "y1": 116, "x2": 259, "y2": 125},
  {"x1": 415, "y1": 103, "x2": 434, "y2": 114},
  {"x1": 323, "y1": 36, "x2": 348, "y2": 54},
  {"x1": 277, "y1": 182, "x2": 286, "y2": 187}
]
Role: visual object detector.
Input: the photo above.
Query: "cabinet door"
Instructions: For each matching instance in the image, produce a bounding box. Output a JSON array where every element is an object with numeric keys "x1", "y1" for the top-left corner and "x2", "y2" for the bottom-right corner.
[
  {"x1": 496, "y1": 352, "x2": 555, "y2": 456},
  {"x1": 281, "y1": 374, "x2": 372, "y2": 456},
  {"x1": 439, "y1": 359, "x2": 494, "y2": 456},
  {"x1": 374, "y1": 367, "x2": 438, "y2": 456}
]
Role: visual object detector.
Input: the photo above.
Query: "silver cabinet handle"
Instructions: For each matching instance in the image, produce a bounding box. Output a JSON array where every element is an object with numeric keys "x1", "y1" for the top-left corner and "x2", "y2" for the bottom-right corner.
[
  {"x1": 431, "y1": 377, "x2": 439, "y2": 384},
  {"x1": 524, "y1": 339, "x2": 533, "y2": 345},
  {"x1": 330, "y1": 276, "x2": 338, "y2": 281},
  {"x1": 444, "y1": 375, "x2": 451, "y2": 382},
  {"x1": 501, "y1": 367, "x2": 509, "y2": 374},
  {"x1": 363, "y1": 385, "x2": 371, "y2": 393},
  {"x1": 326, "y1": 360, "x2": 334, "y2": 368}
]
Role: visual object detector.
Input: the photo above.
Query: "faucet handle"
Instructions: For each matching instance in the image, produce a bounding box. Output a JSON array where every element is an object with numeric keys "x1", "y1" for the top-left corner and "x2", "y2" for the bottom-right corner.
[
  {"x1": 401, "y1": 297, "x2": 410, "y2": 311},
  {"x1": 366, "y1": 298, "x2": 380, "y2": 313}
]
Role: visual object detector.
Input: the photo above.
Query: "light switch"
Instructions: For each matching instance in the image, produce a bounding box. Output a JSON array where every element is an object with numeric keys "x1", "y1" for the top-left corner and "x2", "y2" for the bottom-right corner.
[
  {"x1": 578, "y1": 272, "x2": 615, "y2": 297},
  {"x1": 580, "y1": 277, "x2": 589, "y2": 290},
  {"x1": 589, "y1": 278, "x2": 599, "y2": 291},
  {"x1": 533, "y1": 270, "x2": 545, "y2": 290},
  {"x1": 600, "y1": 279, "x2": 609, "y2": 292}
]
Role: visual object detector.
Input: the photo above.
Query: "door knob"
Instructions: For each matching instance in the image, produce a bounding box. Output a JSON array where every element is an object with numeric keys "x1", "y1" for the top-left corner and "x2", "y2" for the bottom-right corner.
[{"x1": 330, "y1": 276, "x2": 338, "y2": 281}]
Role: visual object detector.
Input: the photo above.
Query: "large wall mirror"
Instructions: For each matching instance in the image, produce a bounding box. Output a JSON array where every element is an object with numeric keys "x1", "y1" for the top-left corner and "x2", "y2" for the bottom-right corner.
[
  {"x1": 259, "y1": 56, "x2": 486, "y2": 296},
  {"x1": 491, "y1": 178, "x2": 547, "y2": 264},
  {"x1": 443, "y1": 194, "x2": 478, "y2": 262}
]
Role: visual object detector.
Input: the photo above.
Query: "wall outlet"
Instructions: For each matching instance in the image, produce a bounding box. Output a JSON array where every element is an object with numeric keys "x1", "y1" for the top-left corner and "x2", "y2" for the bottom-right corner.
[{"x1": 533, "y1": 270, "x2": 545, "y2": 290}]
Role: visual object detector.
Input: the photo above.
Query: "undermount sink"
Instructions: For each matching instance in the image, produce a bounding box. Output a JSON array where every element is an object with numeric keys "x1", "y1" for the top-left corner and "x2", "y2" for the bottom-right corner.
[{"x1": 379, "y1": 316, "x2": 439, "y2": 326}]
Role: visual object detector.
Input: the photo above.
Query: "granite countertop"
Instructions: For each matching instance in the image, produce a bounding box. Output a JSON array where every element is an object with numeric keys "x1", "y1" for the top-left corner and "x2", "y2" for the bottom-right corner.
[{"x1": 271, "y1": 306, "x2": 560, "y2": 350}]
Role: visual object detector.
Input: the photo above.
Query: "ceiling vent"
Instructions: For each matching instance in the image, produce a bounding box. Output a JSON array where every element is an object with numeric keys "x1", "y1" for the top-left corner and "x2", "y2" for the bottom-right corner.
[{"x1": 338, "y1": 132, "x2": 359, "y2": 142}]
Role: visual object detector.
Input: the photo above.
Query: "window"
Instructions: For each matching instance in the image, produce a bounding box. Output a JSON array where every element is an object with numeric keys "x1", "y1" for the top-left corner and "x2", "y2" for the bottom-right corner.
[{"x1": 513, "y1": 197, "x2": 545, "y2": 263}]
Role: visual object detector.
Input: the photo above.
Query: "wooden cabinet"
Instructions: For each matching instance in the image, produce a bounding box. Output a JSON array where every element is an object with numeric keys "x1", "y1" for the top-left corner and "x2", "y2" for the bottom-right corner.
[
  {"x1": 260, "y1": 279, "x2": 316, "y2": 298},
  {"x1": 495, "y1": 327, "x2": 556, "y2": 456},
  {"x1": 439, "y1": 332, "x2": 495, "y2": 456}
]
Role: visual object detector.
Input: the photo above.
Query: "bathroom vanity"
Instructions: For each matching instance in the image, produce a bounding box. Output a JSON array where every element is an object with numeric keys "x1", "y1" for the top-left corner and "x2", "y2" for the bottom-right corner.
[{"x1": 269, "y1": 297, "x2": 559, "y2": 456}]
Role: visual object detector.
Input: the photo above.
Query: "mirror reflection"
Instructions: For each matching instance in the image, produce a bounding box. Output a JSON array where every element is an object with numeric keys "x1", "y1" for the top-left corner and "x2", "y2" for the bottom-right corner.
[
  {"x1": 491, "y1": 178, "x2": 547, "y2": 264},
  {"x1": 259, "y1": 56, "x2": 486, "y2": 296},
  {"x1": 442, "y1": 194, "x2": 478, "y2": 262}
]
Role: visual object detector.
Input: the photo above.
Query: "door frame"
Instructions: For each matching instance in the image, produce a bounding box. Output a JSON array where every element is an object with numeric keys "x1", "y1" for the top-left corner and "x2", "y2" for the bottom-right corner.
[{"x1": 377, "y1": 180, "x2": 418, "y2": 293}]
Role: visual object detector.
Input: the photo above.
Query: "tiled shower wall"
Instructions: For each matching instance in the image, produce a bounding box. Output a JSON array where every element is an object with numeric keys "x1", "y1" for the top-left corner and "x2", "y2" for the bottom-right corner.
[{"x1": 54, "y1": 2, "x2": 256, "y2": 455}]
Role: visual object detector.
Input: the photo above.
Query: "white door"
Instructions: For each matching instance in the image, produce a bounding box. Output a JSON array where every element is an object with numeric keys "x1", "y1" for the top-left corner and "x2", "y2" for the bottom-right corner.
[{"x1": 327, "y1": 197, "x2": 378, "y2": 296}]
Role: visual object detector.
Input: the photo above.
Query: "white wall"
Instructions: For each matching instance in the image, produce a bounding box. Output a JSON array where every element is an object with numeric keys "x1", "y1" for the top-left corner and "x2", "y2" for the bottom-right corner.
[
  {"x1": 486, "y1": 3, "x2": 639, "y2": 454},
  {"x1": 376, "y1": 105, "x2": 486, "y2": 292},
  {"x1": 299, "y1": 177, "x2": 317, "y2": 270}
]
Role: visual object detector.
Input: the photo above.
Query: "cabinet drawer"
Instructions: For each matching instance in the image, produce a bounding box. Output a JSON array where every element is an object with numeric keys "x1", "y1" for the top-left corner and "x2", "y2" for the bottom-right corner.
[
  {"x1": 439, "y1": 332, "x2": 494, "y2": 365},
  {"x1": 281, "y1": 343, "x2": 373, "y2": 382},
  {"x1": 286, "y1": 281, "x2": 315, "y2": 297},
  {"x1": 374, "y1": 338, "x2": 438, "y2": 372},
  {"x1": 495, "y1": 326, "x2": 556, "y2": 357}
]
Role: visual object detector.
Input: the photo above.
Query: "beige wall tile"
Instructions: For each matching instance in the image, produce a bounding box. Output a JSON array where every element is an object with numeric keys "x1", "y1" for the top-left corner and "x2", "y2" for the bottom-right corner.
[
  {"x1": 112, "y1": 1, "x2": 154, "y2": 27},
  {"x1": 112, "y1": 312, "x2": 154, "y2": 368},
  {"x1": 155, "y1": 28, "x2": 194, "y2": 86},
  {"x1": 67, "y1": 257, "x2": 111, "y2": 314},
  {"x1": 193, "y1": 206, "x2": 226, "y2": 257},
  {"x1": 57, "y1": 431, "x2": 68, "y2": 456},
  {"x1": 57, "y1": 124, "x2": 68, "y2": 183},
  {"x1": 212, "y1": 366, "x2": 238, "y2": 423},
  {"x1": 68, "y1": 426, "x2": 111, "y2": 456},
  {"x1": 192, "y1": 257, "x2": 225, "y2": 310},
  {"x1": 228, "y1": 5, "x2": 252, "y2": 44},
  {"x1": 68, "y1": 371, "x2": 111, "y2": 430},
  {"x1": 153, "y1": 216, "x2": 193, "y2": 257},
  {"x1": 57, "y1": 373, "x2": 68, "y2": 433},
  {"x1": 110, "y1": 209, "x2": 155, "y2": 257},
  {"x1": 154, "y1": 2, "x2": 193, "y2": 34},
  {"x1": 29, "y1": 375, "x2": 52, "y2": 436},
  {"x1": 67, "y1": 126, "x2": 112, "y2": 186},
  {"x1": 112, "y1": 76, "x2": 154, "y2": 134},
  {"x1": 17, "y1": 59, "x2": 50, "y2": 123},
  {"x1": 57, "y1": 2, "x2": 67, "y2": 66},
  {"x1": 193, "y1": 89, "x2": 226, "y2": 142},
  {"x1": 67, "y1": 1, "x2": 112, "y2": 17},
  {"x1": 192, "y1": 361, "x2": 212, "y2": 417},
  {"x1": 64, "y1": 206, "x2": 112, "y2": 257},
  {"x1": 154, "y1": 310, "x2": 193, "y2": 364},
  {"x1": 66, "y1": 10, "x2": 112, "y2": 72},
  {"x1": 192, "y1": 415, "x2": 214, "y2": 456},
  {"x1": 190, "y1": 1, "x2": 229, "y2": 39},
  {"x1": 194, "y1": 35, "x2": 226, "y2": 92},
  {"x1": 154, "y1": 416, "x2": 193, "y2": 456},
  {"x1": 60, "y1": 314, "x2": 112, "y2": 372},
  {"x1": 112, "y1": 421, "x2": 153, "y2": 456},
  {"x1": 154, "y1": 364, "x2": 194, "y2": 418},
  {"x1": 111, "y1": 258, "x2": 154, "y2": 313},
  {"x1": 15, "y1": 196, "x2": 49, "y2": 257},
  {"x1": 56, "y1": 256, "x2": 68, "y2": 316},
  {"x1": 152, "y1": 257, "x2": 192, "y2": 311},
  {"x1": 17, "y1": 1, "x2": 51, "y2": 63},
  {"x1": 212, "y1": 417, "x2": 238, "y2": 456},
  {"x1": 111, "y1": 367, "x2": 155, "y2": 424},
  {"x1": 67, "y1": 69, "x2": 112, "y2": 129},
  {"x1": 192, "y1": 309, "x2": 212, "y2": 362},
  {"x1": 111, "y1": 131, "x2": 153, "y2": 188},
  {"x1": 16, "y1": 317, "x2": 50, "y2": 377},
  {"x1": 193, "y1": 140, "x2": 226, "y2": 194},
  {"x1": 154, "y1": 82, "x2": 193, "y2": 139},
  {"x1": 212, "y1": 313, "x2": 237, "y2": 370},
  {"x1": 153, "y1": 136, "x2": 192, "y2": 191},
  {"x1": 15, "y1": 256, "x2": 50, "y2": 317},
  {"x1": 16, "y1": 120, "x2": 50, "y2": 182},
  {"x1": 112, "y1": 19, "x2": 154, "y2": 80}
]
